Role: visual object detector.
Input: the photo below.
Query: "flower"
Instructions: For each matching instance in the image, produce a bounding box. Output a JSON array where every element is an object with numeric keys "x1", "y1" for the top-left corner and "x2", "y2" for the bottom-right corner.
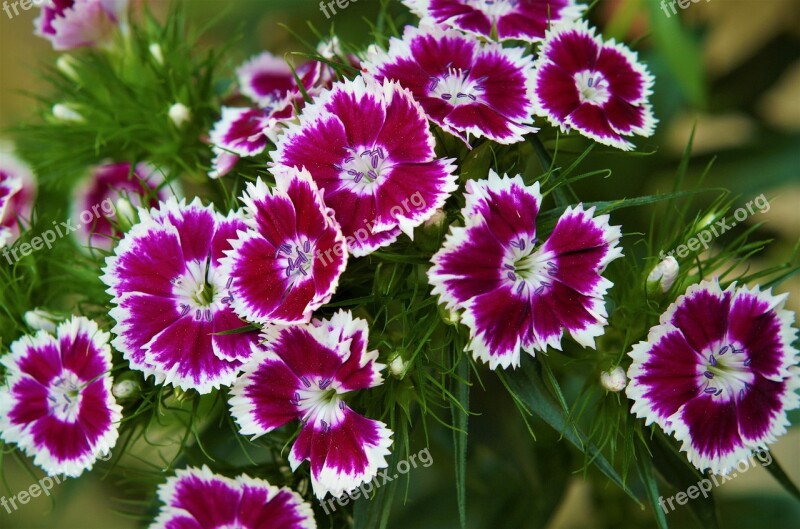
[
  {"x1": 72, "y1": 162, "x2": 176, "y2": 252},
  {"x1": 428, "y1": 171, "x2": 622, "y2": 369},
  {"x1": 273, "y1": 76, "x2": 458, "y2": 256},
  {"x1": 362, "y1": 25, "x2": 537, "y2": 145},
  {"x1": 0, "y1": 316, "x2": 122, "y2": 477},
  {"x1": 532, "y1": 20, "x2": 656, "y2": 150},
  {"x1": 150, "y1": 466, "x2": 316, "y2": 529},
  {"x1": 402, "y1": 0, "x2": 584, "y2": 43},
  {"x1": 101, "y1": 198, "x2": 259, "y2": 393},
  {"x1": 236, "y1": 51, "x2": 327, "y2": 109},
  {"x1": 230, "y1": 311, "x2": 393, "y2": 499},
  {"x1": 219, "y1": 168, "x2": 347, "y2": 326},
  {"x1": 35, "y1": 0, "x2": 128, "y2": 51},
  {"x1": 0, "y1": 149, "x2": 37, "y2": 248},
  {"x1": 626, "y1": 280, "x2": 800, "y2": 474}
]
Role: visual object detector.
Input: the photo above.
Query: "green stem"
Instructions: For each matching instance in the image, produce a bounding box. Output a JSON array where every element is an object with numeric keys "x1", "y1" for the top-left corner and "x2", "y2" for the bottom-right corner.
[{"x1": 527, "y1": 134, "x2": 570, "y2": 207}]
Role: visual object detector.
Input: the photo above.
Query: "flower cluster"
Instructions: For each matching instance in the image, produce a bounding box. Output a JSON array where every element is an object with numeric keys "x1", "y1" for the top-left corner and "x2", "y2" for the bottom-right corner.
[{"x1": 0, "y1": 1, "x2": 797, "y2": 528}]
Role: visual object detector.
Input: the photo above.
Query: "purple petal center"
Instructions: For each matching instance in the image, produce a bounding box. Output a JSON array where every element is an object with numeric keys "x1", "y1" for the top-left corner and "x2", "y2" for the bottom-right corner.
[
  {"x1": 698, "y1": 342, "x2": 754, "y2": 401},
  {"x1": 336, "y1": 146, "x2": 389, "y2": 186},
  {"x1": 503, "y1": 237, "x2": 557, "y2": 296},
  {"x1": 428, "y1": 68, "x2": 485, "y2": 106},
  {"x1": 574, "y1": 70, "x2": 611, "y2": 106},
  {"x1": 46, "y1": 371, "x2": 84, "y2": 423}
]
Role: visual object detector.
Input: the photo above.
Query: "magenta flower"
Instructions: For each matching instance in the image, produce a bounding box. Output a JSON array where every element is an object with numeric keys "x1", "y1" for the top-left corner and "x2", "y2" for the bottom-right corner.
[
  {"x1": 403, "y1": 0, "x2": 584, "y2": 42},
  {"x1": 151, "y1": 466, "x2": 316, "y2": 529},
  {"x1": 101, "y1": 198, "x2": 259, "y2": 393},
  {"x1": 363, "y1": 25, "x2": 537, "y2": 145},
  {"x1": 219, "y1": 167, "x2": 347, "y2": 326},
  {"x1": 34, "y1": 0, "x2": 128, "y2": 51},
  {"x1": 230, "y1": 311, "x2": 393, "y2": 499},
  {"x1": 0, "y1": 317, "x2": 122, "y2": 477},
  {"x1": 428, "y1": 171, "x2": 622, "y2": 369},
  {"x1": 532, "y1": 20, "x2": 656, "y2": 150},
  {"x1": 236, "y1": 51, "x2": 328, "y2": 109},
  {"x1": 0, "y1": 151, "x2": 36, "y2": 248},
  {"x1": 72, "y1": 162, "x2": 175, "y2": 252},
  {"x1": 627, "y1": 280, "x2": 800, "y2": 474},
  {"x1": 273, "y1": 76, "x2": 458, "y2": 256}
]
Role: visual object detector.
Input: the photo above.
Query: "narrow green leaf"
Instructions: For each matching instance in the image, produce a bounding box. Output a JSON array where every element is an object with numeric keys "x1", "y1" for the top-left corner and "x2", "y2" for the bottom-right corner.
[
  {"x1": 635, "y1": 439, "x2": 670, "y2": 529},
  {"x1": 763, "y1": 454, "x2": 800, "y2": 501},
  {"x1": 500, "y1": 361, "x2": 640, "y2": 503},
  {"x1": 451, "y1": 355, "x2": 470, "y2": 529}
]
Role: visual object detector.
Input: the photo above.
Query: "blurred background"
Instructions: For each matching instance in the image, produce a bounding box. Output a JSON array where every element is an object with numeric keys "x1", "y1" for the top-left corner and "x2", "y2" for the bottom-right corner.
[{"x1": 1, "y1": 0, "x2": 798, "y2": 528}]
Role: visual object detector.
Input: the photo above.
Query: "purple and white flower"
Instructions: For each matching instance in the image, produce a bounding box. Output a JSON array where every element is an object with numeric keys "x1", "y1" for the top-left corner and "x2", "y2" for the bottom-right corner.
[
  {"x1": 236, "y1": 51, "x2": 327, "y2": 109},
  {"x1": 230, "y1": 311, "x2": 393, "y2": 499},
  {"x1": 0, "y1": 150, "x2": 36, "y2": 248},
  {"x1": 0, "y1": 316, "x2": 122, "y2": 477},
  {"x1": 363, "y1": 25, "x2": 537, "y2": 145},
  {"x1": 273, "y1": 76, "x2": 458, "y2": 256},
  {"x1": 626, "y1": 280, "x2": 800, "y2": 474},
  {"x1": 428, "y1": 171, "x2": 622, "y2": 369},
  {"x1": 102, "y1": 198, "x2": 259, "y2": 393},
  {"x1": 151, "y1": 466, "x2": 316, "y2": 529},
  {"x1": 35, "y1": 0, "x2": 128, "y2": 51},
  {"x1": 72, "y1": 162, "x2": 175, "y2": 252},
  {"x1": 532, "y1": 20, "x2": 656, "y2": 150},
  {"x1": 219, "y1": 167, "x2": 347, "y2": 326},
  {"x1": 403, "y1": 0, "x2": 584, "y2": 43}
]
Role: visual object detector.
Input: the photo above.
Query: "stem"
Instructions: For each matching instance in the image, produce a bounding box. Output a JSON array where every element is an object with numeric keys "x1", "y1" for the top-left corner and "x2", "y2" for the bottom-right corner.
[{"x1": 527, "y1": 134, "x2": 570, "y2": 207}]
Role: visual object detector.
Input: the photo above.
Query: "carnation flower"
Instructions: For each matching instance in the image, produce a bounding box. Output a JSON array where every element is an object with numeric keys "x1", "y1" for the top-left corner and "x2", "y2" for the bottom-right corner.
[
  {"x1": 101, "y1": 198, "x2": 259, "y2": 393},
  {"x1": 532, "y1": 20, "x2": 656, "y2": 150},
  {"x1": 402, "y1": 0, "x2": 584, "y2": 42},
  {"x1": 230, "y1": 311, "x2": 393, "y2": 499},
  {"x1": 219, "y1": 167, "x2": 347, "y2": 325},
  {"x1": 0, "y1": 316, "x2": 122, "y2": 477},
  {"x1": 363, "y1": 25, "x2": 537, "y2": 145},
  {"x1": 273, "y1": 76, "x2": 458, "y2": 256},
  {"x1": 626, "y1": 280, "x2": 800, "y2": 474},
  {"x1": 72, "y1": 162, "x2": 175, "y2": 252},
  {"x1": 151, "y1": 466, "x2": 316, "y2": 529},
  {"x1": 428, "y1": 171, "x2": 622, "y2": 369},
  {"x1": 35, "y1": 0, "x2": 128, "y2": 51},
  {"x1": 0, "y1": 150, "x2": 36, "y2": 248}
]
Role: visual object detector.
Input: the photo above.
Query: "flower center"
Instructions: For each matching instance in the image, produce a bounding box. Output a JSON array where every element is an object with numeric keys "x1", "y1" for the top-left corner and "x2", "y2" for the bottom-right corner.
[
  {"x1": 172, "y1": 260, "x2": 224, "y2": 322},
  {"x1": 47, "y1": 371, "x2": 83, "y2": 423},
  {"x1": 503, "y1": 236, "x2": 558, "y2": 296},
  {"x1": 574, "y1": 70, "x2": 611, "y2": 106},
  {"x1": 428, "y1": 67, "x2": 485, "y2": 107},
  {"x1": 468, "y1": 0, "x2": 518, "y2": 18},
  {"x1": 336, "y1": 146, "x2": 389, "y2": 186},
  {"x1": 699, "y1": 342, "x2": 754, "y2": 401},
  {"x1": 275, "y1": 238, "x2": 315, "y2": 283},
  {"x1": 291, "y1": 376, "x2": 345, "y2": 433}
]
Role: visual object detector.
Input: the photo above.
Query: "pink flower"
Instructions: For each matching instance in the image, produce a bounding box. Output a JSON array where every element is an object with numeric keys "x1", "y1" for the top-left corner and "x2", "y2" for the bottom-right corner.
[{"x1": 35, "y1": 0, "x2": 128, "y2": 51}]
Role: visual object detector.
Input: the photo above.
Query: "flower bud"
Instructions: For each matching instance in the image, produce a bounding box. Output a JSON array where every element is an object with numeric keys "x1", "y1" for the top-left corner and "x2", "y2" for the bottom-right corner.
[
  {"x1": 647, "y1": 256, "x2": 679, "y2": 294},
  {"x1": 114, "y1": 197, "x2": 138, "y2": 231},
  {"x1": 600, "y1": 367, "x2": 627, "y2": 392},
  {"x1": 23, "y1": 308, "x2": 62, "y2": 333},
  {"x1": 389, "y1": 354, "x2": 407, "y2": 379},
  {"x1": 56, "y1": 55, "x2": 80, "y2": 81},
  {"x1": 112, "y1": 379, "x2": 139, "y2": 400},
  {"x1": 423, "y1": 208, "x2": 446, "y2": 230},
  {"x1": 52, "y1": 103, "x2": 84, "y2": 123},
  {"x1": 168, "y1": 103, "x2": 191, "y2": 128},
  {"x1": 149, "y1": 43, "x2": 164, "y2": 65}
]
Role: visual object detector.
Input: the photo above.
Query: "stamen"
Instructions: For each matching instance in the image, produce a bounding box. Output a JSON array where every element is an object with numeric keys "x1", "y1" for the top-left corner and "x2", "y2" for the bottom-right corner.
[
  {"x1": 506, "y1": 271, "x2": 516, "y2": 281},
  {"x1": 718, "y1": 345, "x2": 729, "y2": 355},
  {"x1": 709, "y1": 354, "x2": 717, "y2": 367},
  {"x1": 704, "y1": 387, "x2": 717, "y2": 394},
  {"x1": 703, "y1": 371, "x2": 714, "y2": 379},
  {"x1": 300, "y1": 376, "x2": 311, "y2": 388}
]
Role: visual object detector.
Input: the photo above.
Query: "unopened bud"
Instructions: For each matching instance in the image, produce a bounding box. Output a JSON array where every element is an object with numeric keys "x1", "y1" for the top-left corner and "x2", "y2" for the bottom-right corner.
[
  {"x1": 114, "y1": 197, "x2": 138, "y2": 230},
  {"x1": 423, "y1": 208, "x2": 446, "y2": 230},
  {"x1": 112, "y1": 378, "x2": 140, "y2": 400},
  {"x1": 389, "y1": 354, "x2": 407, "y2": 378},
  {"x1": 56, "y1": 55, "x2": 80, "y2": 81},
  {"x1": 600, "y1": 367, "x2": 627, "y2": 392},
  {"x1": 149, "y1": 43, "x2": 164, "y2": 65},
  {"x1": 647, "y1": 256, "x2": 679, "y2": 294},
  {"x1": 52, "y1": 103, "x2": 84, "y2": 123},
  {"x1": 168, "y1": 103, "x2": 191, "y2": 128},
  {"x1": 23, "y1": 308, "x2": 63, "y2": 333}
]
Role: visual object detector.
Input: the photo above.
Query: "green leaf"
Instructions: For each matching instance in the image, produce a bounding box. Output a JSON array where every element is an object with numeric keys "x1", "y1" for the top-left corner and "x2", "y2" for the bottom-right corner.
[
  {"x1": 763, "y1": 454, "x2": 800, "y2": 501},
  {"x1": 649, "y1": 432, "x2": 719, "y2": 529},
  {"x1": 635, "y1": 439, "x2": 670, "y2": 529},
  {"x1": 451, "y1": 355, "x2": 470, "y2": 529},
  {"x1": 353, "y1": 449, "x2": 400, "y2": 529},
  {"x1": 644, "y1": 1, "x2": 707, "y2": 107},
  {"x1": 499, "y1": 361, "x2": 641, "y2": 503}
]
